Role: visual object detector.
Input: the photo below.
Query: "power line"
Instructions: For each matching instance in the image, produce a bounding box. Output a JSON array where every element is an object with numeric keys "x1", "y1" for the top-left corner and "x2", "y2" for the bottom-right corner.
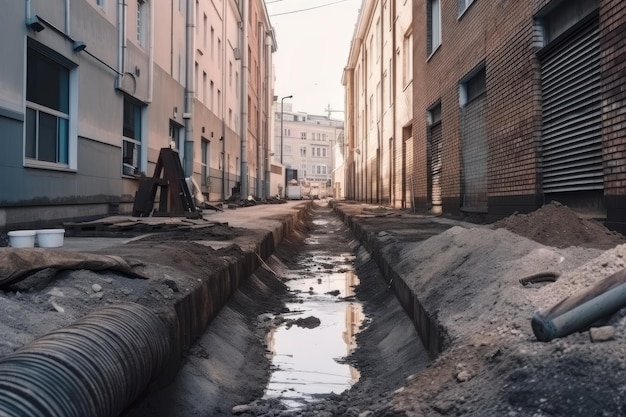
[{"x1": 268, "y1": 0, "x2": 351, "y2": 17}]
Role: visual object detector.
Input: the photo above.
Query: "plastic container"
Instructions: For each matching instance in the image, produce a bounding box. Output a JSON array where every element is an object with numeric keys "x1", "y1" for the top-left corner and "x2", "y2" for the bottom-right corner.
[
  {"x1": 36, "y1": 229, "x2": 65, "y2": 248},
  {"x1": 8, "y1": 230, "x2": 37, "y2": 248}
]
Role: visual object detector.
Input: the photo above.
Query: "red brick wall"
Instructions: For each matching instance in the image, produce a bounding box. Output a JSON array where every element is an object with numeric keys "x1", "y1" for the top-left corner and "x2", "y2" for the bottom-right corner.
[{"x1": 600, "y1": 0, "x2": 626, "y2": 230}]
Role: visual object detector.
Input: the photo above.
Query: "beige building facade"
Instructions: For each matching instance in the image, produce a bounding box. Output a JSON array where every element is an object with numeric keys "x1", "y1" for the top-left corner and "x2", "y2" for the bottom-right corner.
[
  {"x1": 342, "y1": 0, "x2": 413, "y2": 207},
  {"x1": 0, "y1": 0, "x2": 275, "y2": 229}
]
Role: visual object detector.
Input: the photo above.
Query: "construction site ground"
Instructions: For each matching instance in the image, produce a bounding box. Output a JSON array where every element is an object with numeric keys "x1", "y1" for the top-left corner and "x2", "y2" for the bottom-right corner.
[{"x1": 1, "y1": 199, "x2": 626, "y2": 416}]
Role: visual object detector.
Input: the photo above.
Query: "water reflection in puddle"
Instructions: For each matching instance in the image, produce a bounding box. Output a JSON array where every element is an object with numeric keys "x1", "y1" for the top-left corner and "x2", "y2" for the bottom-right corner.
[{"x1": 264, "y1": 254, "x2": 365, "y2": 408}]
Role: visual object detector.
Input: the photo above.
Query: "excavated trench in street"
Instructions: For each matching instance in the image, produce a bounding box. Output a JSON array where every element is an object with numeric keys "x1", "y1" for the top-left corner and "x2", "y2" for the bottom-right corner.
[{"x1": 123, "y1": 202, "x2": 433, "y2": 417}]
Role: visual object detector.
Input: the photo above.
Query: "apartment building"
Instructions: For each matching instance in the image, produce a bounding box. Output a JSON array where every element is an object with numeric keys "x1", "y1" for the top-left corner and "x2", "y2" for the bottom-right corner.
[
  {"x1": 0, "y1": 0, "x2": 275, "y2": 229},
  {"x1": 404, "y1": 0, "x2": 626, "y2": 231},
  {"x1": 273, "y1": 103, "x2": 344, "y2": 198},
  {"x1": 342, "y1": 0, "x2": 414, "y2": 208}
]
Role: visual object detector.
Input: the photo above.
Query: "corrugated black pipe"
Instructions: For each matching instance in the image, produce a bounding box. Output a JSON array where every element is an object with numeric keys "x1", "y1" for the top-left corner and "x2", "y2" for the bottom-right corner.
[{"x1": 0, "y1": 303, "x2": 170, "y2": 417}]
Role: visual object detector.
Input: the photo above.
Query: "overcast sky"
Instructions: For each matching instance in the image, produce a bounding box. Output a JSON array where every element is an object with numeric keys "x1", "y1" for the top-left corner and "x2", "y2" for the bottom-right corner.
[{"x1": 266, "y1": 0, "x2": 362, "y2": 119}]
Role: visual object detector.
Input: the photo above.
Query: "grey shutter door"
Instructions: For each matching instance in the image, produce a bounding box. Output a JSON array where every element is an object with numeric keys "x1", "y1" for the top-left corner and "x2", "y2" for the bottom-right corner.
[
  {"x1": 429, "y1": 123, "x2": 443, "y2": 207},
  {"x1": 541, "y1": 19, "x2": 603, "y2": 193},
  {"x1": 461, "y1": 93, "x2": 488, "y2": 212}
]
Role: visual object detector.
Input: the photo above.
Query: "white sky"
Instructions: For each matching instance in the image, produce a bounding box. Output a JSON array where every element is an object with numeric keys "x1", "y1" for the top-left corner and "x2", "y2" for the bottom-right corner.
[{"x1": 266, "y1": 0, "x2": 362, "y2": 119}]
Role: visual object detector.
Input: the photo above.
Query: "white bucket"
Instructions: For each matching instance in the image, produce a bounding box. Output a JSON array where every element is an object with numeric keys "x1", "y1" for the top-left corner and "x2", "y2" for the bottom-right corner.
[
  {"x1": 36, "y1": 229, "x2": 65, "y2": 248},
  {"x1": 8, "y1": 230, "x2": 37, "y2": 248}
]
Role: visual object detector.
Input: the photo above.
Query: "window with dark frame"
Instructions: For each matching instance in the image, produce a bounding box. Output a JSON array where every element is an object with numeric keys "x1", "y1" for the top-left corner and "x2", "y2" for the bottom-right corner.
[
  {"x1": 25, "y1": 46, "x2": 70, "y2": 165},
  {"x1": 122, "y1": 97, "x2": 143, "y2": 175},
  {"x1": 427, "y1": 0, "x2": 441, "y2": 56}
]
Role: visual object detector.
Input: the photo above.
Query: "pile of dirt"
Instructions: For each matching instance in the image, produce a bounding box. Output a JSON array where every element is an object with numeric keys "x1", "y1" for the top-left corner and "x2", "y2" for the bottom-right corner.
[{"x1": 490, "y1": 201, "x2": 626, "y2": 249}]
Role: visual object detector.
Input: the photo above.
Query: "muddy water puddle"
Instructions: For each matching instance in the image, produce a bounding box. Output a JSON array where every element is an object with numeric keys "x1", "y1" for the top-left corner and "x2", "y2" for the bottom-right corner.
[{"x1": 264, "y1": 213, "x2": 365, "y2": 408}]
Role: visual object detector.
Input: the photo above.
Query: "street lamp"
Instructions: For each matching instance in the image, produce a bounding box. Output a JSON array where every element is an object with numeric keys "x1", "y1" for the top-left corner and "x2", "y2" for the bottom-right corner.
[{"x1": 280, "y1": 95, "x2": 293, "y2": 164}]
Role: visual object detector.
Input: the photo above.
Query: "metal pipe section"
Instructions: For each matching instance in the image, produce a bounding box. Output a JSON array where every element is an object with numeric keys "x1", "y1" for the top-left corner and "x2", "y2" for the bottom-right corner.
[
  {"x1": 0, "y1": 303, "x2": 170, "y2": 417},
  {"x1": 532, "y1": 280, "x2": 626, "y2": 342}
]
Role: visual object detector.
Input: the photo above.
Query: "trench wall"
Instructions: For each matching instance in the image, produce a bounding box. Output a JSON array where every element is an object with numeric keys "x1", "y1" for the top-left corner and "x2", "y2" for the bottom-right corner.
[
  {"x1": 333, "y1": 205, "x2": 445, "y2": 358},
  {"x1": 158, "y1": 202, "x2": 312, "y2": 384}
]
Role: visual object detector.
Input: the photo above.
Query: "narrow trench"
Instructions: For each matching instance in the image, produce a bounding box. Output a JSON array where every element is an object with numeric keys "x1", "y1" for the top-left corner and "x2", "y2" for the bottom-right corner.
[{"x1": 123, "y1": 202, "x2": 431, "y2": 417}]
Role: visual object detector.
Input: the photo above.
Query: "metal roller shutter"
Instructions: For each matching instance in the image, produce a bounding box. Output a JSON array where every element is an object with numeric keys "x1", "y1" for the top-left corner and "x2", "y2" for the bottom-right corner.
[
  {"x1": 541, "y1": 19, "x2": 602, "y2": 193},
  {"x1": 429, "y1": 122, "x2": 442, "y2": 208},
  {"x1": 461, "y1": 93, "x2": 488, "y2": 212}
]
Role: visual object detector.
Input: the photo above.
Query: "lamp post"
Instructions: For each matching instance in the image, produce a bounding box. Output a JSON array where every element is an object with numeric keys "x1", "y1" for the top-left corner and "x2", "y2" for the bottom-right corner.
[{"x1": 280, "y1": 95, "x2": 292, "y2": 164}]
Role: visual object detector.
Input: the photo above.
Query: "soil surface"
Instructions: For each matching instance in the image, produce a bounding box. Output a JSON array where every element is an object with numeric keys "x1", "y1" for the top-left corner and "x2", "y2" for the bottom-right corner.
[
  {"x1": 3, "y1": 200, "x2": 626, "y2": 417},
  {"x1": 333, "y1": 200, "x2": 626, "y2": 417}
]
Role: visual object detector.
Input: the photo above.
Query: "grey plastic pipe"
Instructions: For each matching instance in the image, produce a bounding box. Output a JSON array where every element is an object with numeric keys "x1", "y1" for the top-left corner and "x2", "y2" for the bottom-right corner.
[
  {"x1": 532, "y1": 268, "x2": 626, "y2": 342},
  {"x1": 0, "y1": 303, "x2": 170, "y2": 417}
]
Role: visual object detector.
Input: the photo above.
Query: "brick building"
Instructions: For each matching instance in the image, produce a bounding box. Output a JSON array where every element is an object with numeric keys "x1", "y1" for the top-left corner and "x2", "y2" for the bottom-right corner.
[{"x1": 407, "y1": 0, "x2": 626, "y2": 231}]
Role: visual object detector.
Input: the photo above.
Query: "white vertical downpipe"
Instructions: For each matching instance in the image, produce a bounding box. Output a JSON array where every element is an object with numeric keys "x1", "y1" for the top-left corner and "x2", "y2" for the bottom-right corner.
[
  {"x1": 256, "y1": 22, "x2": 263, "y2": 197},
  {"x1": 65, "y1": 0, "x2": 70, "y2": 35},
  {"x1": 117, "y1": 0, "x2": 127, "y2": 88},
  {"x1": 184, "y1": 0, "x2": 196, "y2": 177},
  {"x1": 264, "y1": 33, "x2": 272, "y2": 198},
  {"x1": 146, "y1": 0, "x2": 155, "y2": 103},
  {"x1": 240, "y1": 0, "x2": 249, "y2": 196}
]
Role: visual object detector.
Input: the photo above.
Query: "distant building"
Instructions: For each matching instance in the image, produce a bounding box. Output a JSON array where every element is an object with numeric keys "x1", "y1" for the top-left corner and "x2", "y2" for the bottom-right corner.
[
  {"x1": 0, "y1": 0, "x2": 275, "y2": 230},
  {"x1": 273, "y1": 102, "x2": 344, "y2": 199}
]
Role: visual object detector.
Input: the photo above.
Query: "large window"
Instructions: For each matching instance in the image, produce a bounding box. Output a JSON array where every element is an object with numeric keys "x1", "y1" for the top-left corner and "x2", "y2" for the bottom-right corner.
[
  {"x1": 427, "y1": 0, "x2": 441, "y2": 56},
  {"x1": 122, "y1": 97, "x2": 143, "y2": 175},
  {"x1": 26, "y1": 46, "x2": 71, "y2": 166}
]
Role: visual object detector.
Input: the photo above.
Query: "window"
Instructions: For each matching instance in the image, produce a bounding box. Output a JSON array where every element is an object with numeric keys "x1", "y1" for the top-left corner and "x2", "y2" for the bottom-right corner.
[
  {"x1": 202, "y1": 72, "x2": 207, "y2": 103},
  {"x1": 301, "y1": 132, "x2": 307, "y2": 139},
  {"x1": 300, "y1": 147, "x2": 307, "y2": 157},
  {"x1": 210, "y1": 80, "x2": 214, "y2": 110},
  {"x1": 458, "y1": 0, "x2": 475, "y2": 16},
  {"x1": 122, "y1": 97, "x2": 143, "y2": 175},
  {"x1": 427, "y1": 0, "x2": 441, "y2": 56},
  {"x1": 211, "y1": 27, "x2": 215, "y2": 59},
  {"x1": 460, "y1": 66, "x2": 486, "y2": 106},
  {"x1": 194, "y1": 62, "x2": 199, "y2": 98},
  {"x1": 169, "y1": 120, "x2": 183, "y2": 154},
  {"x1": 403, "y1": 30, "x2": 413, "y2": 87},
  {"x1": 203, "y1": 14, "x2": 207, "y2": 49},
  {"x1": 322, "y1": 148, "x2": 327, "y2": 158},
  {"x1": 26, "y1": 45, "x2": 72, "y2": 166},
  {"x1": 218, "y1": 38, "x2": 222, "y2": 67},
  {"x1": 96, "y1": 0, "x2": 105, "y2": 9},
  {"x1": 229, "y1": 61, "x2": 233, "y2": 87},
  {"x1": 217, "y1": 89, "x2": 221, "y2": 117},
  {"x1": 538, "y1": 0, "x2": 598, "y2": 45},
  {"x1": 201, "y1": 139, "x2": 210, "y2": 186},
  {"x1": 136, "y1": 0, "x2": 146, "y2": 46}
]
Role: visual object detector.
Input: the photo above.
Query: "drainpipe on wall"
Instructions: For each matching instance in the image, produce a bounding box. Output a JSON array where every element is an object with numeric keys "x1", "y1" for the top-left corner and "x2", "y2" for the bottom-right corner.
[
  {"x1": 264, "y1": 34, "x2": 273, "y2": 199},
  {"x1": 240, "y1": 1, "x2": 249, "y2": 197},
  {"x1": 146, "y1": 0, "x2": 154, "y2": 103},
  {"x1": 65, "y1": 0, "x2": 70, "y2": 35},
  {"x1": 117, "y1": 0, "x2": 127, "y2": 89},
  {"x1": 256, "y1": 22, "x2": 263, "y2": 197},
  {"x1": 184, "y1": 0, "x2": 195, "y2": 177}
]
